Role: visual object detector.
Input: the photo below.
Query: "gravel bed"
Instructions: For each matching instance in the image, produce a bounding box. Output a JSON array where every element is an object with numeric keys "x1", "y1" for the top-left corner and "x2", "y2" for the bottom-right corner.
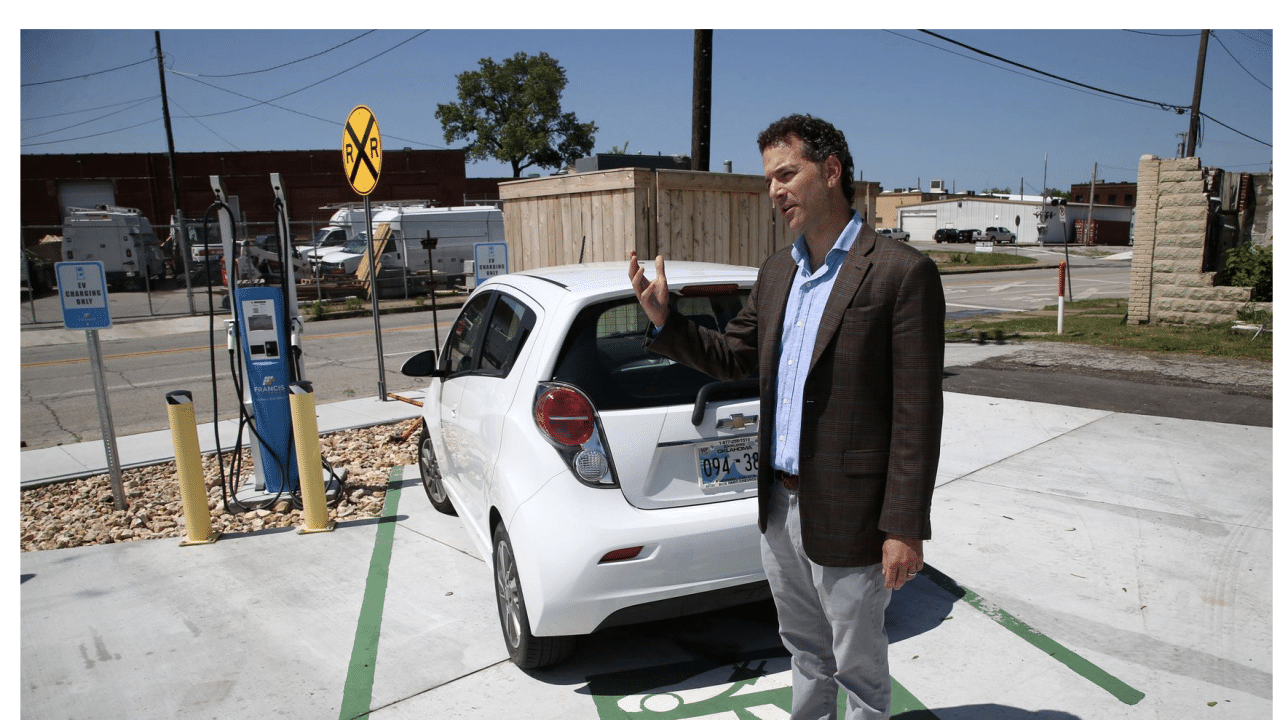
[{"x1": 20, "y1": 420, "x2": 419, "y2": 553}]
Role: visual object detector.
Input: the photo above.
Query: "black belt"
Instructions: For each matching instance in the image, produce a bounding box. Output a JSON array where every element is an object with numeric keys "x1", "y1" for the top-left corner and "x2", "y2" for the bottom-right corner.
[{"x1": 775, "y1": 469, "x2": 799, "y2": 491}]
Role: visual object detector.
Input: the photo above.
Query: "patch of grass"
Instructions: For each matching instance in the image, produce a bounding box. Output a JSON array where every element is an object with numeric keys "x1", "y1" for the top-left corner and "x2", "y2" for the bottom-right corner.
[
  {"x1": 926, "y1": 251, "x2": 1038, "y2": 269},
  {"x1": 946, "y1": 299, "x2": 1271, "y2": 362}
]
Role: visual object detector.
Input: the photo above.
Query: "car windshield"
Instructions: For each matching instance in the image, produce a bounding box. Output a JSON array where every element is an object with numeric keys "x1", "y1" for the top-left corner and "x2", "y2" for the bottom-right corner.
[{"x1": 551, "y1": 291, "x2": 759, "y2": 412}]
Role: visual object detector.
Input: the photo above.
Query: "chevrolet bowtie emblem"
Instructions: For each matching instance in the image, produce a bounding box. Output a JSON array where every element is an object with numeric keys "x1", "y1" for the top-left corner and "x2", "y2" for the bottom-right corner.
[{"x1": 717, "y1": 413, "x2": 758, "y2": 430}]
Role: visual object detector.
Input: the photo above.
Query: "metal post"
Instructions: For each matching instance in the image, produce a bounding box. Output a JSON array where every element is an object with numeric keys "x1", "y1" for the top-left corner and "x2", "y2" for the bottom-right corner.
[
  {"x1": 87, "y1": 329, "x2": 127, "y2": 510},
  {"x1": 364, "y1": 195, "x2": 387, "y2": 400},
  {"x1": 289, "y1": 382, "x2": 336, "y2": 534},
  {"x1": 166, "y1": 390, "x2": 219, "y2": 545}
]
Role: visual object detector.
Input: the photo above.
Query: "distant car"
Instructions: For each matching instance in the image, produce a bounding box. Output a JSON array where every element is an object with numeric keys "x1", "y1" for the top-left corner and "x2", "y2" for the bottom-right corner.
[
  {"x1": 985, "y1": 226, "x2": 1017, "y2": 244},
  {"x1": 957, "y1": 229, "x2": 983, "y2": 242},
  {"x1": 933, "y1": 228, "x2": 961, "y2": 243},
  {"x1": 876, "y1": 227, "x2": 910, "y2": 242},
  {"x1": 400, "y1": 261, "x2": 769, "y2": 669}
]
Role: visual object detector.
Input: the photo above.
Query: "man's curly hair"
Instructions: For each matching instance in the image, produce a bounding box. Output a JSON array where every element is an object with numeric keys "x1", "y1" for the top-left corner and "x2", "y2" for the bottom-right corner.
[{"x1": 757, "y1": 114, "x2": 854, "y2": 203}]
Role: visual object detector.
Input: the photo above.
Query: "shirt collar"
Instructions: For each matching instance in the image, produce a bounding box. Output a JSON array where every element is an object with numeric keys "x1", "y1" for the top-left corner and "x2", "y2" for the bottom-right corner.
[{"x1": 790, "y1": 211, "x2": 863, "y2": 271}]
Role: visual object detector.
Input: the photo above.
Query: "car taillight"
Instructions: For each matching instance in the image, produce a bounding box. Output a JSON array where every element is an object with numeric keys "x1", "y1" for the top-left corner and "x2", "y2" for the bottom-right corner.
[
  {"x1": 533, "y1": 383, "x2": 616, "y2": 487},
  {"x1": 535, "y1": 387, "x2": 594, "y2": 446}
]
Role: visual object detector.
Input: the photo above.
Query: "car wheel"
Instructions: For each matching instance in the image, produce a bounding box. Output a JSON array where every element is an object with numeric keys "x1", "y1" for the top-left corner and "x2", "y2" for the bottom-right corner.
[
  {"x1": 493, "y1": 522, "x2": 575, "y2": 669},
  {"x1": 418, "y1": 429, "x2": 455, "y2": 515}
]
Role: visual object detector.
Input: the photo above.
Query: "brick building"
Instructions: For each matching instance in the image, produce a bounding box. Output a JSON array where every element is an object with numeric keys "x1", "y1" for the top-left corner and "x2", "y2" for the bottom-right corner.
[
  {"x1": 20, "y1": 148, "x2": 504, "y2": 247},
  {"x1": 1070, "y1": 180, "x2": 1137, "y2": 207}
]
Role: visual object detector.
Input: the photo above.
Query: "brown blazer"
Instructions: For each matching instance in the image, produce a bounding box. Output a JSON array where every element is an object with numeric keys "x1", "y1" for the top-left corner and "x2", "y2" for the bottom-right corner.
[{"x1": 647, "y1": 225, "x2": 945, "y2": 567}]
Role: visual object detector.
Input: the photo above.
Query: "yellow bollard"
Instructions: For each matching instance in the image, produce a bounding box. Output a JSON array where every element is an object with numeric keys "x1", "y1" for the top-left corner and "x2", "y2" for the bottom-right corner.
[
  {"x1": 289, "y1": 382, "x2": 336, "y2": 534},
  {"x1": 165, "y1": 391, "x2": 219, "y2": 546}
]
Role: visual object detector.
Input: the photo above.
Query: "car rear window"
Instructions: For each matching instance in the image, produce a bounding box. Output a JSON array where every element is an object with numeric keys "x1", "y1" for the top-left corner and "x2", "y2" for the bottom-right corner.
[{"x1": 551, "y1": 291, "x2": 759, "y2": 411}]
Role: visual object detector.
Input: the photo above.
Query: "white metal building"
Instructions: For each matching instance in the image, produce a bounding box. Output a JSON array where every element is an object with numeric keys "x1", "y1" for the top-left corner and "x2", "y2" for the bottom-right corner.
[{"x1": 899, "y1": 196, "x2": 1134, "y2": 244}]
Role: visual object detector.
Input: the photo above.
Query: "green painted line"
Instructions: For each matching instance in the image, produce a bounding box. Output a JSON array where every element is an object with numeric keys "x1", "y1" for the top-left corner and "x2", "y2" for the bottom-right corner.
[
  {"x1": 889, "y1": 677, "x2": 939, "y2": 719},
  {"x1": 920, "y1": 564, "x2": 1145, "y2": 706},
  {"x1": 339, "y1": 466, "x2": 403, "y2": 720}
]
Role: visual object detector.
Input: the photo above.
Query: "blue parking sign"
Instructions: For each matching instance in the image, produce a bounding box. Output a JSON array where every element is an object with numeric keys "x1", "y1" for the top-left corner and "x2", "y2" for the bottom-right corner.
[{"x1": 56, "y1": 261, "x2": 112, "y2": 330}]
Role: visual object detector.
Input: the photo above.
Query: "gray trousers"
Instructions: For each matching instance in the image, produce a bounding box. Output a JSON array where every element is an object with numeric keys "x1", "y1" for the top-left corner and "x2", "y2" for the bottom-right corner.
[{"x1": 761, "y1": 483, "x2": 893, "y2": 720}]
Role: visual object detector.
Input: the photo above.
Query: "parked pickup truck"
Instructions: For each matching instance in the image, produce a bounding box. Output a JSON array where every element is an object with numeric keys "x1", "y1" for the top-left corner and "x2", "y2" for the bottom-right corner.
[{"x1": 876, "y1": 227, "x2": 910, "y2": 241}]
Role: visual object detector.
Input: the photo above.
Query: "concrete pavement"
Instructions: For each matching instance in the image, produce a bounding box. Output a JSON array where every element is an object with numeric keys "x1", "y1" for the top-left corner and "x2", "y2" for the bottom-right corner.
[{"x1": 19, "y1": 343, "x2": 1273, "y2": 719}]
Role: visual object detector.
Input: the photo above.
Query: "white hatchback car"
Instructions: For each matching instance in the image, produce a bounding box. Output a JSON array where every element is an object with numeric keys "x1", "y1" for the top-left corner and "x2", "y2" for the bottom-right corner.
[{"x1": 401, "y1": 261, "x2": 770, "y2": 668}]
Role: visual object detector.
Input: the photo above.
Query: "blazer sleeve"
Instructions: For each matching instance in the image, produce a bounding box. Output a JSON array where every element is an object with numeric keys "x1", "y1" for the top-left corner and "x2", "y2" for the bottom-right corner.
[{"x1": 879, "y1": 254, "x2": 946, "y2": 540}]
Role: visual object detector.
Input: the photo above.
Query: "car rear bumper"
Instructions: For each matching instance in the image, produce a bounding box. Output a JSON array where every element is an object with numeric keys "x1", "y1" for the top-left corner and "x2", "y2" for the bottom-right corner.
[{"x1": 506, "y1": 471, "x2": 766, "y2": 637}]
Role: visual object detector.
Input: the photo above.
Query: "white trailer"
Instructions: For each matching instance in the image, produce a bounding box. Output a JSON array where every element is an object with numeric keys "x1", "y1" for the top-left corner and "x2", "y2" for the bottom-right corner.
[
  {"x1": 62, "y1": 205, "x2": 166, "y2": 289},
  {"x1": 318, "y1": 205, "x2": 504, "y2": 281}
]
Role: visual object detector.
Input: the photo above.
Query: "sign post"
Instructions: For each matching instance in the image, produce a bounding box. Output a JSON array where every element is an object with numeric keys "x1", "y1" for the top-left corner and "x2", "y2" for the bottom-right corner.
[
  {"x1": 55, "y1": 261, "x2": 127, "y2": 510},
  {"x1": 342, "y1": 105, "x2": 388, "y2": 400}
]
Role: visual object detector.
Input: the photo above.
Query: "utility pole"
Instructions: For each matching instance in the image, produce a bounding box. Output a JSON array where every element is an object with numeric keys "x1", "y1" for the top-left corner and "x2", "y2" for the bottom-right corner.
[
  {"x1": 155, "y1": 30, "x2": 195, "y2": 314},
  {"x1": 690, "y1": 30, "x2": 712, "y2": 172},
  {"x1": 1185, "y1": 29, "x2": 1210, "y2": 157}
]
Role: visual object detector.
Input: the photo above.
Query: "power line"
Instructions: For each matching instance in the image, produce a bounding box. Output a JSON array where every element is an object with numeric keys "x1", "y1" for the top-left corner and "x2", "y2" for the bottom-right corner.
[
  {"x1": 169, "y1": 30, "x2": 377, "y2": 78},
  {"x1": 169, "y1": 97, "x2": 242, "y2": 151},
  {"x1": 1211, "y1": 31, "x2": 1271, "y2": 90},
  {"x1": 883, "y1": 30, "x2": 1156, "y2": 111},
  {"x1": 22, "y1": 56, "x2": 153, "y2": 87},
  {"x1": 918, "y1": 30, "x2": 1189, "y2": 112},
  {"x1": 168, "y1": 31, "x2": 442, "y2": 150},
  {"x1": 172, "y1": 30, "x2": 429, "y2": 119},
  {"x1": 22, "y1": 95, "x2": 158, "y2": 121},
  {"x1": 1199, "y1": 111, "x2": 1272, "y2": 148},
  {"x1": 1122, "y1": 29, "x2": 1201, "y2": 37},
  {"x1": 20, "y1": 117, "x2": 162, "y2": 148},
  {"x1": 21, "y1": 95, "x2": 156, "y2": 141}
]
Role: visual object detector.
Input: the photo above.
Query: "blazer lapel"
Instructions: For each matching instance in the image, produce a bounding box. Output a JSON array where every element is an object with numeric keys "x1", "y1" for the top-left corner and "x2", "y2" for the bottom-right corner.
[{"x1": 809, "y1": 226, "x2": 878, "y2": 373}]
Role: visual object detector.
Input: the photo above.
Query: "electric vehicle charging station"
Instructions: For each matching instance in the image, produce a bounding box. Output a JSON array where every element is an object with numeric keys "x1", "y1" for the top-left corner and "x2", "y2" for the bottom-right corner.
[{"x1": 208, "y1": 174, "x2": 345, "y2": 502}]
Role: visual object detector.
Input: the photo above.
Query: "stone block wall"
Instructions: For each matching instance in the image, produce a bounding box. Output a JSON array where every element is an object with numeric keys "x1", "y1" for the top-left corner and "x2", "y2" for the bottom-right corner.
[{"x1": 1128, "y1": 155, "x2": 1258, "y2": 325}]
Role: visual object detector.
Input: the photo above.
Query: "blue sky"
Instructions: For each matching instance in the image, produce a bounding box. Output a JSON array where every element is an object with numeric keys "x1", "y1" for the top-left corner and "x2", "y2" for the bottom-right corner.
[{"x1": 19, "y1": 27, "x2": 1273, "y2": 196}]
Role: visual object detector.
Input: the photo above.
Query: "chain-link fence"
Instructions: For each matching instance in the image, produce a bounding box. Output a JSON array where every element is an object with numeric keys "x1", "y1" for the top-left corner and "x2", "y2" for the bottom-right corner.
[{"x1": 20, "y1": 219, "x2": 355, "y2": 326}]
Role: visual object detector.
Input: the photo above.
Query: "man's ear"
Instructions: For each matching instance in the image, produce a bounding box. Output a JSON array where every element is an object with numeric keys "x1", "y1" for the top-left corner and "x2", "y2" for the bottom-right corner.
[{"x1": 824, "y1": 155, "x2": 842, "y2": 189}]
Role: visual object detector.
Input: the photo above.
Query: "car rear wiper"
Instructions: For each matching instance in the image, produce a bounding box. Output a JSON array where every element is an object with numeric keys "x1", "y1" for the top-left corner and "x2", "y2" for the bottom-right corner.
[{"x1": 690, "y1": 379, "x2": 758, "y2": 425}]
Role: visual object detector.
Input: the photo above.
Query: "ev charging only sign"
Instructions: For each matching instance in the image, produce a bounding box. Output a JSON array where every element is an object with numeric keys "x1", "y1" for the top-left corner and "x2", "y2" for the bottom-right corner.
[
  {"x1": 474, "y1": 242, "x2": 509, "y2": 285},
  {"x1": 56, "y1": 261, "x2": 111, "y2": 329}
]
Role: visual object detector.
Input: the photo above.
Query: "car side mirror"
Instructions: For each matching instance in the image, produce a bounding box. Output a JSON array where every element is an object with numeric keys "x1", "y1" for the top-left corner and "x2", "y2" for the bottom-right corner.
[{"x1": 401, "y1": 350, "x2": 443, "y2": 378}]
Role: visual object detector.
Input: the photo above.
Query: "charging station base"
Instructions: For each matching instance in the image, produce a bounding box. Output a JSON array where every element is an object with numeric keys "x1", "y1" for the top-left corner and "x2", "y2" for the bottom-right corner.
[{"x1": 232, "y1": 465, "x2": 348, "y2": 508}]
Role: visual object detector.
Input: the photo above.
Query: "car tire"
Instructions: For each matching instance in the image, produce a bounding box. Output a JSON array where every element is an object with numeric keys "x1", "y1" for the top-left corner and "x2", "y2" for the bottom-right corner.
[
  {"x1": 492, "y1": 522, "x2": 575, "y2": 669},
  {"x1": 418, "y1": 429, "x2": 456, "y2": 515}
]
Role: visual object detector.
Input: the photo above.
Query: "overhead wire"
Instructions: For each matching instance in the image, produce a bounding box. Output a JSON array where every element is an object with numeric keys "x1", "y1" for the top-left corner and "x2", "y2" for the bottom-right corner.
[
  {"x1": 169, "y1": 30, "x2": 377, "y2": 78},
  {"x1": 21, "y1": 95, "x2": 156, "y2": 141},
  {"x1": 1210, "y1": 31, "x2": 1271, "y2": 90},
  {"x1": 918, "y1": 29, "x2": 1189, "y2": 112},
  {"x1": 21, "y1": 56, "x2": 153, "y2": 87},
  {"x1": 882, "y1": 30, "x2": 1157, "y2": 111},
  {"x1": 22, "y1": 95, "x2": 158, "y2": 121}
]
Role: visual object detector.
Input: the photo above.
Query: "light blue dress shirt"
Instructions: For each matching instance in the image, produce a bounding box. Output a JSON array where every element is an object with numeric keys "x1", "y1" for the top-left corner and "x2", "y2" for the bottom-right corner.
[{"x1": 772, "y1": 212, "x2": 863, "y2": 475}]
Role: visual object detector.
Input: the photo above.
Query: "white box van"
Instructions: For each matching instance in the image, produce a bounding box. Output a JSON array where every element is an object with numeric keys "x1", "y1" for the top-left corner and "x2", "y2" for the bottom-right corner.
[
  {"x1": 318, "y1": 205, "x2": 504, "y2": 282},
  {"x1": 62, "y1": 206, "x2": 166, "y2": 289}
]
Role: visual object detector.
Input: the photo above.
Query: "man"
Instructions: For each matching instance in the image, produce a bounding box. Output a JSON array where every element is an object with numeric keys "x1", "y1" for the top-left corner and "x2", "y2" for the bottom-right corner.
[{"x1": 628, "y1": 114, "x2": 945, "y2": 719}]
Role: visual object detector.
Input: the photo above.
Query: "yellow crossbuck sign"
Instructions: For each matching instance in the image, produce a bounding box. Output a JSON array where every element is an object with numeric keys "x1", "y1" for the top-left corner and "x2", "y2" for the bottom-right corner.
[{"x1": 342, "y1": 105, "x2": 382, "y2": 195}]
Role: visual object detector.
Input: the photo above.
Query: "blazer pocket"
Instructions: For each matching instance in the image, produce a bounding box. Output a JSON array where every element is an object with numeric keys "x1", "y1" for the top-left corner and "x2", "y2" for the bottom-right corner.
[{"x1": 843, "y1": 449, "x2": 889, "y2": 476}]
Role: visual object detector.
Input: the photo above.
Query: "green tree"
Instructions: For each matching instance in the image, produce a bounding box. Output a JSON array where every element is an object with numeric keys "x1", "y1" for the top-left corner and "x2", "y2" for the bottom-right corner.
[{"x1": 436, "y1": 52, "x2": 598, "y2": 178}]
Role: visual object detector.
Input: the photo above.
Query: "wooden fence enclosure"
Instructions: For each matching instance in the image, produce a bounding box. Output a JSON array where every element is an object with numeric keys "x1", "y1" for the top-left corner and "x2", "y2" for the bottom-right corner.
[{"x1": 497, "y1": 168, "x2": 793, "y2": 272}]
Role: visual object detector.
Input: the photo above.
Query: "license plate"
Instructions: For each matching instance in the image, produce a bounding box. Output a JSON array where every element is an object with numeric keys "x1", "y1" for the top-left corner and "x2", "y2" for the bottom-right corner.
[{"x1": 696, "y1": 435, "x2": 760, "y2": 490}]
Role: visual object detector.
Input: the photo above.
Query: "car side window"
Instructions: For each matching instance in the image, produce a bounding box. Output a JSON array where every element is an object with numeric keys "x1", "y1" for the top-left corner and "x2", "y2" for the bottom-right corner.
[
  {"x1": 441, "y1": 294, "x2": 491, "y2": 377},
  {"x1": 477, "y1": 295, "x2": 535, "y2": 377}
]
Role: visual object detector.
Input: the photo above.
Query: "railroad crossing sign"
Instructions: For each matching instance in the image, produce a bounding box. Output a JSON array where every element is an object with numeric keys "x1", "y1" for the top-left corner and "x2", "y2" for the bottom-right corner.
[{"x1": 342, "y1": 105, "x2": 382, "y2": 195}]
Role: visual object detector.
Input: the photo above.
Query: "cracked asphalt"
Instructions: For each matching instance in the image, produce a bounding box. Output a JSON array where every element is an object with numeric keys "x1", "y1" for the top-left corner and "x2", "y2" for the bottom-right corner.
[{"x1": 943, "y1": 341, "x2": 1272, "y2": 427}]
